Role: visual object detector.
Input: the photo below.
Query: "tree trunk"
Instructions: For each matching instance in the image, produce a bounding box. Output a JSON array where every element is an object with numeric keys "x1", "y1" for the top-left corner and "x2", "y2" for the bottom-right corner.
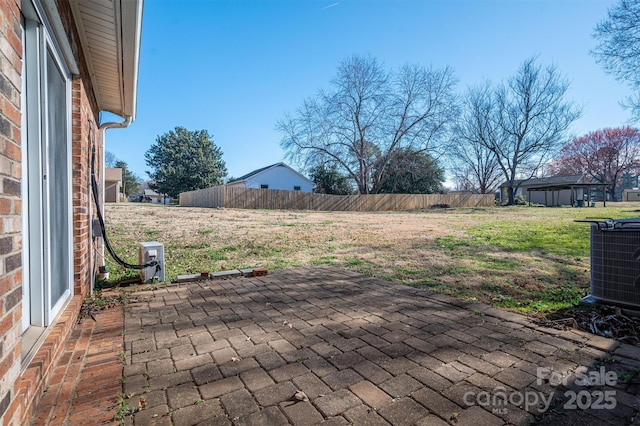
[
  {"x1": 507, "y1": 186, "x2": 516, "y2": 205},
  {"x1": 609, "y1": 185, "x2": 617, "y2": 202}
]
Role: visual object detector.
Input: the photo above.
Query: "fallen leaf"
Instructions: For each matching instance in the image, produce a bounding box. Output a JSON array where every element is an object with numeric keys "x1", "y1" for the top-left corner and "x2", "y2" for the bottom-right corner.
[{"x1": 294, "y1": 390, "x2": 309, "y2": 402}]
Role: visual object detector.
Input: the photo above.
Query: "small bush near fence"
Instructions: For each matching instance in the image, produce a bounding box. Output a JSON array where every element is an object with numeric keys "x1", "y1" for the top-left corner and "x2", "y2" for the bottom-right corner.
[{"x1": 179, "y1": 186, "x2": 494, "y2": 211}]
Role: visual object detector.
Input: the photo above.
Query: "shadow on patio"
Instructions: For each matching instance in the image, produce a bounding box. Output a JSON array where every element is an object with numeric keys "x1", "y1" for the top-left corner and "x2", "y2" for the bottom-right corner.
[{"x1": 34, "y1": 267, "x2": 640, "y2": 425}]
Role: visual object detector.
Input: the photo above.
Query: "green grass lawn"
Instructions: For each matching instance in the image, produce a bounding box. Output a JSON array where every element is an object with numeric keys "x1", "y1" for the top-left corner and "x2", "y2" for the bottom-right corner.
[{"x1": 101, "y1": 203, "x2": 640, "y2": 315}]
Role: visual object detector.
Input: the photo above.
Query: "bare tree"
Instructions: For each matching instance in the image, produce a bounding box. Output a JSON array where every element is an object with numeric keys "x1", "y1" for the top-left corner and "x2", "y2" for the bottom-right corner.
[
  {"x1": 105, "y1": 151, "x2": 117, "y2": 168},
  {"x1": 593, "y1": 0, "x2": 640, "y2": 119},
  {"x1": 277, "y1": 55, "x2": 458, "y2": 194},
  {"x1": 549, "y1": 127, "x2": 640, "y2": 200},
  {"x1": 456, "y1": 58, "x2": 581, "y2": 204},
  {"x1": 450, "y1": 84, "x2": 502, "y2": 194},
  {"x1": 449, "y1": 151, "x2": 502, "y2": 194}
]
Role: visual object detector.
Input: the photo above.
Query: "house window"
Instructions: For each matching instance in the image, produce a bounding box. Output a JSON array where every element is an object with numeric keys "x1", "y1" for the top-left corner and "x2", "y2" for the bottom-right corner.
[
  {"x1": 294, "y1": 186, "x2": 301, "y2": 191},
  {"x1": 21, "y1": 3, "x2": 73, "y2": 342},
  {"x1": 260, "y1": 184, "x2": 269, "y2": 189}
]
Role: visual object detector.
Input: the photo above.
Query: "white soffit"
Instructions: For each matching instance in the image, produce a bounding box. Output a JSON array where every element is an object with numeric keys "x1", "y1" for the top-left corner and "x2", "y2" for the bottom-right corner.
[{"x1": 68, "y1": 0, "x2": 143, "y2": 120}]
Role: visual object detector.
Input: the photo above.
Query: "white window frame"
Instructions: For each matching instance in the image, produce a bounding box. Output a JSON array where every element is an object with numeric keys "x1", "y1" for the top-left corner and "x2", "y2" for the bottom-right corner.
[{"x1": 21, "y1": 0, "x2": 73, "y2": 336}]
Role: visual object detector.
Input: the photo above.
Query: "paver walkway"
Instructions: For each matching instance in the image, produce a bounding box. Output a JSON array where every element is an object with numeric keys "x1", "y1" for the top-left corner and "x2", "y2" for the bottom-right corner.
[
  {"x1": 32, "y1": 305, "x2": 123, "y2": 425},
  {"x1": 117, "y1": 267, "x2": 639, "y2": 425}
]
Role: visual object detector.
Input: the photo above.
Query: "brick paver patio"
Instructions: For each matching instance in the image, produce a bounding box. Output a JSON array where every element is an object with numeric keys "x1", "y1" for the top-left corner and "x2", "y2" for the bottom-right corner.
[{"x1": 33, "y1": 267, "x2": 640, "y2": 425}]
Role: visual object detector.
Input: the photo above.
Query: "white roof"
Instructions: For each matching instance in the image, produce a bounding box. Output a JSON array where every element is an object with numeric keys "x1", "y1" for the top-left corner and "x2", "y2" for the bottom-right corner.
[{"x1": 231, "y1": 162, "x2": 314, "y2": 185}]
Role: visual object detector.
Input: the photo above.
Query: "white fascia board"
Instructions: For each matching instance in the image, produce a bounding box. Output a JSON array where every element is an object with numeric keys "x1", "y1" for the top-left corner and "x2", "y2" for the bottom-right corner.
[{"x1": 119, "y1": 0, "x2": 143, "y2": 121}]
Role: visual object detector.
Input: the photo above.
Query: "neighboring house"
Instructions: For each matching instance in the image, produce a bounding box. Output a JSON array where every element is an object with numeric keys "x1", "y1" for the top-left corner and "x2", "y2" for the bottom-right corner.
[
  {"x1": 144, "y1": 189, "x2": 172, "y2": 204},
  {"x1": 227, "y1": 163, "x2": 314, "y2": 192},
  {"x1": 0, "y1": 1, "x2": 143, "y2": 424},
  {"x1": 105, "y1": 168, "x2": 123, "y2": 203},
  {"x1": 499, "y1": 174, "x2": 608, "y2": 206}
]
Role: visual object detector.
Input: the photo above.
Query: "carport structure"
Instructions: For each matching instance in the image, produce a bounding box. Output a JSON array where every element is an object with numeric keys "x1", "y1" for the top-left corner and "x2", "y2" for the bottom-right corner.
[{"x1": 502, "y1": 175, "x2": 609, "y2": 207}]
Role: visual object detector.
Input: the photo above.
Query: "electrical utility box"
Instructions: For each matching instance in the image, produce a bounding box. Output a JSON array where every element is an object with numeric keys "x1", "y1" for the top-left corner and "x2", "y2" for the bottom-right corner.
[{"x1": 139, "y1": 241, "x2": 165, "y2": 283}]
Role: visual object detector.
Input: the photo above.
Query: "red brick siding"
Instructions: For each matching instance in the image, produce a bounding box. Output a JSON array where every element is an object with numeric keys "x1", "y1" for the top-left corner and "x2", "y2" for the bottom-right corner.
[
  {"x1": 55, "y1": 0, "x2": 101, "y2": 298},
  {"x1": 71, "y1": 78, "x2": 100, "y2": 298},
  {"x1": 0, "y1": 0, "x2": 24, "y2": 424},
  {"x1": 0, "y1": 0, "x2": 104, "y2": 423},
  {"x1": 9, "y1": 296, "x2": 82, "y2": 425}
]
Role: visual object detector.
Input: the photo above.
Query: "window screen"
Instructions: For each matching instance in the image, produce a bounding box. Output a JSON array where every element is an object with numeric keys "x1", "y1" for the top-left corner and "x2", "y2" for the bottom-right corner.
[{"x1": 46, "y1": 48, "x2": 70, "y2": 309}]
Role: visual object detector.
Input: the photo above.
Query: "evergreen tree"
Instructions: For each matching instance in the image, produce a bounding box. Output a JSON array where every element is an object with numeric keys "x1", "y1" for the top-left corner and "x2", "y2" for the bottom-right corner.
[
  {"x1": 309, "y1": 165, "x2": 353, "y2": 195},
  {"x1": 113, "y1": 160, "x2": 140, "y2": 197},
  {"x1": 376, "y1": 149, "x2": 444, "y2": 194},
  {"x1": 145, "y1": 127, "x2": 227, "y2": 198}
]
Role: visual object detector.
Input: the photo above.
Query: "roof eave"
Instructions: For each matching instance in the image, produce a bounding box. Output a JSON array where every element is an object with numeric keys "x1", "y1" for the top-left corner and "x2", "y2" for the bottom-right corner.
[
  {"x1": 240, "y1": 163, "x2": 314, "y2": 185},
  {"x1": 69, "y1": 0, "x2": 143, "y2": 121},
  {"x1": 119, "y1": 0, "x2": 143, "y2": 121}
]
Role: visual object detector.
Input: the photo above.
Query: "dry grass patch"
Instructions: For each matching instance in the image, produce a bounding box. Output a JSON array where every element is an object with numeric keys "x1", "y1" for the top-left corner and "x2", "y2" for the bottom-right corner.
[{"x1": 103, "y1": 203, "x2": 640, "y2": 314}]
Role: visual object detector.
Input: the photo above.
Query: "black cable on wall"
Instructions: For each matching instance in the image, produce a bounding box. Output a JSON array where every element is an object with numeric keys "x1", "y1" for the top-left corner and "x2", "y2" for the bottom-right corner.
[{"x1": 91, "y1": 149, "x2": 159, "y2": 272}]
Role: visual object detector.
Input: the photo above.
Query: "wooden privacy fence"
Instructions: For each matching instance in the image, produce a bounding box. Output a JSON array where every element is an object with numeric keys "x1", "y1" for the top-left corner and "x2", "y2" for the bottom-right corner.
[{"x1": 179, "y1": 186, "x2": 494, "y2": 211}]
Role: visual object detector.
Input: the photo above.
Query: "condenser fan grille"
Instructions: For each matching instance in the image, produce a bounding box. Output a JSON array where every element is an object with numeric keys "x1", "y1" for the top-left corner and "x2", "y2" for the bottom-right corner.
[{"x1": 590, "y1": 223, "x2": 640, "y2": 308}]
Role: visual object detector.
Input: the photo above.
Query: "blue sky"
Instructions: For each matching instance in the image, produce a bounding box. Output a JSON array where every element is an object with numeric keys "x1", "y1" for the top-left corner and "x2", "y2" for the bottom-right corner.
[{"x1": 104, "y1": 0, "x2": 629, "y2": 183}]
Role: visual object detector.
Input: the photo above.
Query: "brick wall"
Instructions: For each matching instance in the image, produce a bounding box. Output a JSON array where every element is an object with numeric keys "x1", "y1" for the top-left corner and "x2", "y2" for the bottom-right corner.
[
  {"x1": 60, "y1": 0, "x2": 101, "y2": 299},
  {"x1": 71, "y1": 78, "x2": 100, "y2": 298},
  {"x1": 0, "y1": 0, "x2": 25, "y2": 423},
  {"x1": 0, "y1": 0, "x2": 104, "y2": 423}
]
